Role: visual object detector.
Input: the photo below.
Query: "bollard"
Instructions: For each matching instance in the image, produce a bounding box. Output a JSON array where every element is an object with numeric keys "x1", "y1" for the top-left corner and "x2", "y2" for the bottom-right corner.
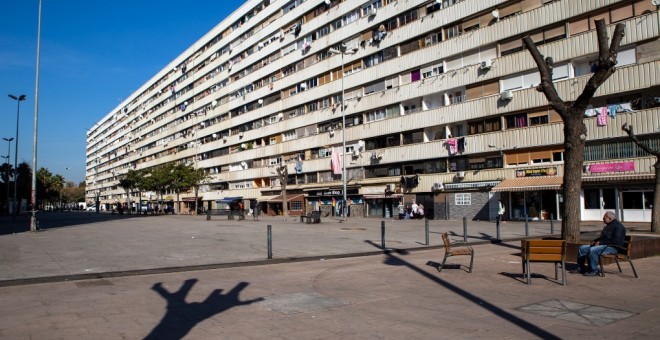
[
  {"x1": 381, "y1": 220, "x2": 386, "y2": 250},
  {"x1": 267, "y1": 225, "x2": 272, "y2": 259},
  {"x1": 496, "y1": 216, "x2": 501, "y2": 241},
  {"x1": 550, "y1": 214, "x2": 555, "y2": 234},
  {"x1": 525, "y1": 214, "x2": 529, "y2": 236},
  {"x1": 463, "y1": 216, "x2": 468, "y2": 243},
  {"x1": 425, "y1": 218, "x2": 430, "y2": 246}
]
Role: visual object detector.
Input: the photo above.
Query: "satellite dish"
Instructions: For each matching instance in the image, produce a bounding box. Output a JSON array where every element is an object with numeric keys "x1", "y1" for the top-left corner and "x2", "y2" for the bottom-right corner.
[{"x1": 492, "y1": 9, "x2": 500, "y2": 18}]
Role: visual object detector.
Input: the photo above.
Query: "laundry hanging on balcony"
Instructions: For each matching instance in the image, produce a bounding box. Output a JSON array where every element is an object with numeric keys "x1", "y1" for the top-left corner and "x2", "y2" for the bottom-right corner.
[
  {"x1": 400, "y1": 175, "x2": 420, "y2": 188},
  {"x1": 331, "y1": 147, "x2": 342, "y2": 175}
]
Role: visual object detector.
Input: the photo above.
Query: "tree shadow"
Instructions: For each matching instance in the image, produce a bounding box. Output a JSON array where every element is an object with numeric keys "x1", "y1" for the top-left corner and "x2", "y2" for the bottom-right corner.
[
  {"x1": 145, "y1": 279, "x2": 263, "y2": 340},
  {"x1": 364, "y1": 242, "x2": 561, "y2": 340}
]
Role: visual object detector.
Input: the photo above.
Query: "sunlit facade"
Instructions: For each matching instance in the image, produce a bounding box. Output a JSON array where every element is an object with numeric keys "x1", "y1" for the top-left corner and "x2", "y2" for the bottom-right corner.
[{"x1": 86, "y1": 0, "x2": 660, "y2": 221}]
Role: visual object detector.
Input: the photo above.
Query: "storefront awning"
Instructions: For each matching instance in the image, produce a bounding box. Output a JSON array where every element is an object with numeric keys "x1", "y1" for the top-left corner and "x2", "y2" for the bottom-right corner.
[
  {"x1": 582, "y1": 174, "x2": 654, "y2": 182},
  {"x1": 216, "y1": 196, "x2": 243, "y2": 203},
  {"x1": 181, "y1": 197, "x2": 199, "y2": 202},
  {"x1": 257, "y1": 195, "x2": 278, "y2": 202},
  {"x1": 267, "y1": 194, "x2": 305, "y2": 203},
  {"x1": 491, "y1": 177, "x2": 563, "y2": 192}
]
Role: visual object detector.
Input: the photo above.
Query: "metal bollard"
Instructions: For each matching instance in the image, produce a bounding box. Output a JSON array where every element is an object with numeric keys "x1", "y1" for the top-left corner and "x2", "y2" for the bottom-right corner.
[
  {"x1": 525, "y1": 214, "x2": 529, "y2": 236},
  {"x1": 267, "y1": 225, "x2": 272, "y2": 259},
  {"x1": 463, "y1": 216, "x2": 468, "y2": 243},
  {"x1": 381, "y1": 220, "x2": 386, "y2": 249},
  {"x1": 425, "y1": 218, "x2": 430, "y2": 246},
  {"x1": 550, "y1": 214, "x2": 555, "y2": 234},
  {"x1": 496, "y1": 216, "x2": 501, "y2": 241}
]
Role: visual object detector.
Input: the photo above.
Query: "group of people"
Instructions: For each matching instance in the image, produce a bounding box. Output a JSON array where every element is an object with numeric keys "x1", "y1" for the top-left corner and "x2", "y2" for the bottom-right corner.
[{"x1": 398, "y1": 200, "x2": 425, "y2": 220}]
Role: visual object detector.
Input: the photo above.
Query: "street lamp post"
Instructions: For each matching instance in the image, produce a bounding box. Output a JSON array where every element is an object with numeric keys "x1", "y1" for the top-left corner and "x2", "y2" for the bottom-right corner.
[
  {"x1": 2, "y1": 138, "x2": 14, "y2": 214},
  {"x1": 328, "y1": 45, "x2": 357, "y2": 221},
  {"x1": 30, "y1": 0, "x2": 43, "y2": 232},
  {"x1": 8, "y1": 94, "x2": 26, "y2": 218}
]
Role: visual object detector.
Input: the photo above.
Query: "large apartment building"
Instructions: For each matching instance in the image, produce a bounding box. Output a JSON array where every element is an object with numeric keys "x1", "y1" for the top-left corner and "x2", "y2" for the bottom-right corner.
[{"x1": 86, "y1": 0, "x2": 660, "y2": 222}]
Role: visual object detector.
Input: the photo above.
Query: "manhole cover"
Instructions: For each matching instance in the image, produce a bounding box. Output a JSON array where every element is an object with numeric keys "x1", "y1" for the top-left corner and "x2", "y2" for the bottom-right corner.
[
  {"x1": 259, "y1": 292, "x2": 347, "y2": 315},
  {"x1": 517, "y1": 299, "x2": 635, "y2": 326}
]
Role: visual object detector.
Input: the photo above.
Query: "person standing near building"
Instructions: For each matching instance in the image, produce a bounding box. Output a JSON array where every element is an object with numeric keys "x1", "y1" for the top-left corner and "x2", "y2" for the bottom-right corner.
[
  {"x1": 398, "y1": 201, "x2": 405, "y2": 220},
  {"x1": 498, "y1": 200, "x2": 506, "y2": 223},
  {"x1": 411, "y1": 200, "x2": 419, "y2": 219}
]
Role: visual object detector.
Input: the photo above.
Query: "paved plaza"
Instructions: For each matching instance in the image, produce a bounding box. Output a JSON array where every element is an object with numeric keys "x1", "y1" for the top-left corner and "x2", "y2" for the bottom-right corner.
[{"x1": 0, "y1": 212, "x2": 658, "y2": 339}]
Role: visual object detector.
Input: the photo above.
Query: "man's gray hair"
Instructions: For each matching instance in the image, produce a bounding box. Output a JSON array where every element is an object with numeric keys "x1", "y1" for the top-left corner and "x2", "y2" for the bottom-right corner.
[{"x1": 604, "y1": 211, "x2": 616, "y2": 220}]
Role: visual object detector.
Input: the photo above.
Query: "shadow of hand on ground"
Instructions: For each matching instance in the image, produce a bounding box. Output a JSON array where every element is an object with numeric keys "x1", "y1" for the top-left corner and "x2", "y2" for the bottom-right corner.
[{"x1": 144, "y1": 279, "x2": 263, "y2": 340}]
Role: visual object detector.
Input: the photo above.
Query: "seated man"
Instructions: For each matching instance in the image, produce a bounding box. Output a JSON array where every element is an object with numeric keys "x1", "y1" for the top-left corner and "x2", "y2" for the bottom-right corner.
[{"x1": 576, "y1": 211, "x2": 626, "y2": 276}]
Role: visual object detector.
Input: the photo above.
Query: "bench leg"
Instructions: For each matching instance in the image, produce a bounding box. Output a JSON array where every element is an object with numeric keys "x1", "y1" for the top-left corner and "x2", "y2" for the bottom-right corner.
[
  {"x1": 438, "y1": 253, "x2": 449, "y2": 272},
  {"x1": 628, "y1": 258, "x2": 638, "y2": 278}
]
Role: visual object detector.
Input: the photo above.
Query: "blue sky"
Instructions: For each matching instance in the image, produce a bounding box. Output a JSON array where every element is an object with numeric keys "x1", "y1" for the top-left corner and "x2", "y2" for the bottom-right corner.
[{"x1": 0, "y1": 0, "x2": 244, "y2": 184}]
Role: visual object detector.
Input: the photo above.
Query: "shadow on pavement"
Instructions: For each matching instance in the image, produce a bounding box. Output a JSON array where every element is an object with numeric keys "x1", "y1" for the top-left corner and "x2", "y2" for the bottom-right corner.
[
  {"x1": 365, "y1": 241, "x2": 562, "y2": 340},
  {"x1": 145, "y1": 279, "x2": 263, "y2": 340},
  {"x1": 0, "y1": 212, "x2": 178, "y2": 235}
]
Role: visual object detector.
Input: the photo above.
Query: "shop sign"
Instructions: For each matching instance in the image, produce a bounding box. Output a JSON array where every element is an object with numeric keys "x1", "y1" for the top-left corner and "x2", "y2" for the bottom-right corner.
[
  {"x1": 587, "y1": 162, "x2": 635, "y2": 173},
  {"x1": 313, "y1": 189, "x2": 343, "y2": 196},
  {"x1": 516, "y1": 167, "x2": 558, "y2": 178}
]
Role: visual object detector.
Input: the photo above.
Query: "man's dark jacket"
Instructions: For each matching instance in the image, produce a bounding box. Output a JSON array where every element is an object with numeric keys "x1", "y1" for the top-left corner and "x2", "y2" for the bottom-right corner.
[{"x1": 595, "y1": 219, "x2": 626, "y2": 247}]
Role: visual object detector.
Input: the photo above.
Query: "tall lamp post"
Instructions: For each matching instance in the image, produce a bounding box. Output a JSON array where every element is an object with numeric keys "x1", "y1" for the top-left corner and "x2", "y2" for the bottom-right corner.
[
  {"x1": 2, "y1": 138, "x2": 14, "y2": 214},
  {"x1": 328, "y1": 45, "x2": 357, "y2": 221},
  {"x1": 30, "y1": 0, "x2": 43, "y2": 232},
  {"x1": 8, "y1": 94, "x2": 26, "y2": 218}
]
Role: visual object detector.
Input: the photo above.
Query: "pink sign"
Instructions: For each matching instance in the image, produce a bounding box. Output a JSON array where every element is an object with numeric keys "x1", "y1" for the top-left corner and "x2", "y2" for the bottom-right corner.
[{"x1": 588, "y1": 162, "x2": 635, "y2": 173}]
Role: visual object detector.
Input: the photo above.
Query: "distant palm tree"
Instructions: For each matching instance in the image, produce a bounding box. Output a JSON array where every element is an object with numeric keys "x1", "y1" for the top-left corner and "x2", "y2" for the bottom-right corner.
[{"x1": 15, "y1": 162, "x2": 31, "y2": 214}]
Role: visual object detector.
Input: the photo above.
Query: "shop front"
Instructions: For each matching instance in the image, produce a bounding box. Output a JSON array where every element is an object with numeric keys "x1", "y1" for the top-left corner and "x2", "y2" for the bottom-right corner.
[
  {"x1": 267, "y1": 194, "x2": 305, "y2": 216},
  {"x1": 305, "y1": 187, "x2": 362, "y2": 217},
  {"x1": 491, "y1": 175, "x2": 563, "y2": 221},
  {"x1": 360, "y1": 185, "x2": 401, "y2": 218},
  {"x1": 581, "y1": 166, "x2": 654, "y2": 222},
  {"x1": 443, "y1": 181, "x2": 500, "y2": 221}
]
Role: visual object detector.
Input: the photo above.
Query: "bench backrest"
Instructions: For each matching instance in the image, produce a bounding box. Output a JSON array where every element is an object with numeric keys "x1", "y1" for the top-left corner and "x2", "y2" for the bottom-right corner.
[
  {"x1": 309, "y1": 211, "x2": 321, "y2": 217},
  {"x1": 441, "y1": 232, "x2": 452, "y2": 251},
  {"x1": 612, "y1": 236, "x2": 633, "y2": 256},
  {"x1": 522, "y1": 239, "x2": 566, "y2": 262}
]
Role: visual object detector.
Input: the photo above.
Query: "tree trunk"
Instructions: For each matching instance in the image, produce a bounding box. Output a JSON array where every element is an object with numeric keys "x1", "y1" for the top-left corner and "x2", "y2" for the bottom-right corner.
[
  {"x1": 561, "y1": 111, "x2": 587, "y2": 243},
  {"x1": 176, "y1": 191, "x2": 180, "y2": 215},
  {"x1": 652, "y1": 162, "x2": 660, "y2": 233}
]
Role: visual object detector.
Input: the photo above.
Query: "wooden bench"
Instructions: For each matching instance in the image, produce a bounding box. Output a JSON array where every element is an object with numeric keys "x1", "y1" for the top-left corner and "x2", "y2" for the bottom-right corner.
[
  {"x1": 300, "y1": 211, "x2": 321, "y2": 224},
  {"x1": 598, "y1": 236, "x2": 638, "y2": 278},
  {"x1": 521, "y1": 239, "x2": 566, "y2": 285}
]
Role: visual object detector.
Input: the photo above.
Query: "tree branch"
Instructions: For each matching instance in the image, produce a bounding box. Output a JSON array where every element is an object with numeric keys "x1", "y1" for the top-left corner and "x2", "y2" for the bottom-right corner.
[
  {"x1": 622, "y1": 123, "x2": 660, "y2": 157},
  {"x1": 574, "y1": 20, "x2": 625, "y2": 109},
  {"x1": 522, "y1": 36, "x2": 567, "y2": 114}
]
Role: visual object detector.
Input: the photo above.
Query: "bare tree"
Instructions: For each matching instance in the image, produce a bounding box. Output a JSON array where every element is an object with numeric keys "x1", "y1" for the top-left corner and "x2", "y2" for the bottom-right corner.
[
  {"x1": 523, "y1": 19, "x2": 625, "y2": 243},
  {"x1": 621, "y1": 123, "x2": 660, "y2": 233}
]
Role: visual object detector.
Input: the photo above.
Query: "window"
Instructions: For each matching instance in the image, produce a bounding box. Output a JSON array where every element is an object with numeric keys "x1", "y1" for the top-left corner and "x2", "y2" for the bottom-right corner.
[
  {"x1": 445, "y1": 25, "x2": 461, "y2": 39},
  {"x1": 269, "y1": 156, "x2": 282, "y2": 166},
  {"x1": 366, "y1": 108, "x2": 386, "y2": 122},
  {"x1": 529, "y1": 115, "x2": 549, "y2": 126},
  {"x1": 455, "y1": 193, "x2": 471, "y2": 205},
  {"x1": 291, "y1": 201, "x2": 302, "y2": 211},
  {"x1": 399, "y1": 9, "x2": 419, "y2": 26},
  {"x1": 506, "y1": 113, "x2": 528, "y2": 129}
]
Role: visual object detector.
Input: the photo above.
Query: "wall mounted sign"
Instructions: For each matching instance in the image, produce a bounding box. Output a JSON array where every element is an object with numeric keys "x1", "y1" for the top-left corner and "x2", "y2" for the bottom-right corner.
[
  {"x1": 516, "y1": 167, "x2": 558, "y2": 177},
  {"x1": 587, "y1": 162, "x2": 635, "y2": 173}
]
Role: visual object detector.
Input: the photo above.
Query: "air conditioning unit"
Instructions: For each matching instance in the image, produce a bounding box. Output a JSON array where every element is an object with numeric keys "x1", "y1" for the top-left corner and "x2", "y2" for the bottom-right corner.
[
  {"x1": 653, "y1": 0, "x2": 660, "y2": 6},
  {"x1": 385, "y1": 184, "x2": 395, "y2": 192},
  {"x1": 222, "y1": 136, "x2": 228, "y2": 142},
  {"x1": 500, "y1": 90, "x2": 514, "y2": 101},
  {"x1": 480, "y1": 59, "x2": 493, "y2": 70},
  {"x1": 370, "y1": 8, "x2": 377, "y2": 16},
  {"x1": 352, "y1": 149, "x2": 360, "y2": 156},
  {"x1": 456, "y1": 171, "x2": 466, "y2": 178},
  {"x1": 432, "y1": 183, "x2": 444, "y2": 191}
]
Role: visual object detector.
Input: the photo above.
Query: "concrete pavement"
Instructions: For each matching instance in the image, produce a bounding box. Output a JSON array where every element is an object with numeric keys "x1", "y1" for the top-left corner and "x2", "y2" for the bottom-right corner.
[
  {"x1": 0, "y1": 211, "x2": 608, "y2": 284},
  {"x1": 0, "y1": 212, "x2": 658, "y2": 339}
]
